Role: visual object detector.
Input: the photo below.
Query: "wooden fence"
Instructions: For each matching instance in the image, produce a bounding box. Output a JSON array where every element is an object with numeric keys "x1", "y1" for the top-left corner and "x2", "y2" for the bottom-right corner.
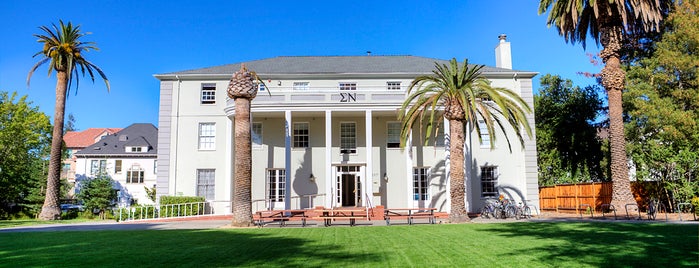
[{"x1": 539, "y1": 182, "x2": 649, "y2": 213}]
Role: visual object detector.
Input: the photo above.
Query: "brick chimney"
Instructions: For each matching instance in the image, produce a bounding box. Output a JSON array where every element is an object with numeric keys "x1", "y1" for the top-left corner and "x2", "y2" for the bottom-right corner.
[{"x1": 495, "y1": 34, "x2": 512, "y2": 69}]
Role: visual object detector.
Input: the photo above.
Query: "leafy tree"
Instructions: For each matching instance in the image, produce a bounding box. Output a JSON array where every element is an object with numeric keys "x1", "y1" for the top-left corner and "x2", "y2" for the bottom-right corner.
[
  {"x1": 625, "y1": 0, "x2": 699, "y2": 207},
  {"x1": 27, "y1": 20, "x2": 109, "y2": 220},
  {"x1": 399, "y1": 58, "x2": 532, "y2": 223},
  {"x1": 0, "y1": 91, "x2": 52, "y2": 219},
  {"x1": 64, "y1": 113, "x2": 77, "y2": 132},
  {"x1": 144, "y1": 185, "x2": 156, "y2": 203},
  {"x1": 535, "y1": 74, "x2": 605, "y2": 186},
  {"x1": 539, "y1": 0, "x2": 671, "y2": 209},
  {"x1": 76, "y1": 175, "x2": 117, "y2": 219}
]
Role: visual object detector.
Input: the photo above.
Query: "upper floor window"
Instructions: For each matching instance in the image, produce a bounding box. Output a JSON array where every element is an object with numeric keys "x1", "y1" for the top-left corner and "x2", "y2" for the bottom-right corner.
[
  {"x1": 386, "y1": 122, "x2": 401, "y2": 148},
  {"x1": 128, "y1": 146, "x2": 143, "y2": 152},
  {"x1": 339, "y1": 82, "x2": 356, "y2": 91},
  {"x1": 252, "y1": 122, "x2": 263, "y2": 148},
  {"x1": 293, "y1": 122, "x2": 309, "y2": 148},
  {"x1": 478, "y1": 120, "x2": 491, "y2": 148},
  {"x1": 340, "y1": 122, "x2": 356, "y2": 154},
  {"x1": 258, "y1": 83, "x2": 266, "y2": 92},
  {"x1": 201, "y1": 84, "x2": 216, "y2": 104},
  {"x1": 115, "y1": 160, "x2": 122, "y2": 173},
  {"x1": 90, "y1": 160, "x2": 107, "y2": 176},
  {"x1": 481, "y1": 166, "x2": 498, "y2": 198},
  {"x1": 198, "y1": 123, "x2": 216, "y2": 150},
  {"x1": 387, "y1": 81, "x2": 401, "y2": 90},
  {"x1": 293, "y1": 82, "x2": 310, "y2": 90},
  {"x1": 126, "y1": 164, "x2": 145, "y2": 184}
]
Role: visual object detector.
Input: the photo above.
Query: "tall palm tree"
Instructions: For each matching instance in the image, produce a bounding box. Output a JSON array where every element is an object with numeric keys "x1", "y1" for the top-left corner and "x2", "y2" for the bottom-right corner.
[
  {"x1": 227, "y1": 64, "x2": 259, "y2": 227},
  {"x1": 539, "y1": 0, "x2": 670, "y2": 210},
  {"x1": 27, "y1": 20, "x2": 109, "y2": 220},
  {"x1": 399, "y1": 58, "x2": 532, "y2": 223}
]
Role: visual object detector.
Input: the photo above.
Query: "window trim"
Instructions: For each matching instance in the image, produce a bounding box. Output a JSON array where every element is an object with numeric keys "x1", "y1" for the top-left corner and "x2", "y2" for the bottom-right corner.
[
  {"x1": 340, "y1": 122, "x2": 357, "y2": 154},
  {"x1": 266, "y1": 168, "x2": 286, "y2": 203},
  {"x1": 126, "y1": 164, "x2": 145, "y2": 184},
  {"x1": 196, "y1": 169, "x2": 216, "y2": 200},
  {"x1": 386, "y1": 122, "x2": 401, "y2": 148},
  {"x1": 480, "y1": 166, "x2": 498, "y2": 198},
  {"x1": 386, "y1": 81, "x2": 401, "y2": 90},
  {"x1": 252, "y1": 122, "x2": 263, "y2": 149},
  {"x1": 413, "y1": 167, "x2": 430, "y2": 201},
  {"x1": 293, "y1": 122, "x2": 310, "y2": 148},
  {"x1": 339, "y1": 82, "x2": 357, "y2": 91},
  {"x1": 198, "y1": 122, "x2": 216, "y2": 150},
  {"x1": 200, "y1": 83, "x2": 216, "y2": 105}
]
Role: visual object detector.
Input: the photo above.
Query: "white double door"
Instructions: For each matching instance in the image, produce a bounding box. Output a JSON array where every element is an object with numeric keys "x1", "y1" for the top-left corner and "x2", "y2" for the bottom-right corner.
[{"x1": 333, "y1": 165, "x2": 364, "y2": 207}]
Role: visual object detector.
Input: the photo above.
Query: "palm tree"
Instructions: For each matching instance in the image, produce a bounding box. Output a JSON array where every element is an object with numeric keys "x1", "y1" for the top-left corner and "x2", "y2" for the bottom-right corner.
[
  {"x1": 227, "y1": 64, "x2": 259, "y2": 227},
  {"x1": 399, "y1": 58, "x2": 532, "y2": 223},
  {"x1": 539, "y1": 0, "x2": 670, "y2": 210},
  {"x1": 27, "y1": 20, "x2": 109, "y2": 220}
]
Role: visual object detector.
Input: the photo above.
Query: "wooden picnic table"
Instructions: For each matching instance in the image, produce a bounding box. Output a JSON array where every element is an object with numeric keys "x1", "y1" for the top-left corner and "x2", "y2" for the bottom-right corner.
[
  {"x1": 255, "y1": 209, "x2": 308, "y2": 227},
  {"x1": 315, "y1": 209, "x2": 367, "y2": 227},
  {"x1": 384, "y1": 208, "x2": 437, "y2": 225}
]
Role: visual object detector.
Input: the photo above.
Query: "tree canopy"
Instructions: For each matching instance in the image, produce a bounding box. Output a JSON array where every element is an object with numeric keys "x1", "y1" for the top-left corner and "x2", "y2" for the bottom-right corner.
[
  {"x1": 535, "y1": 74, "x2": 605, "y2": 186},
  {"x1": 0, "y1": 91, "x2": 52, "y2": 218},
  {"x1": 625, "y1": 0, "x2": 699, "y2": 203}
]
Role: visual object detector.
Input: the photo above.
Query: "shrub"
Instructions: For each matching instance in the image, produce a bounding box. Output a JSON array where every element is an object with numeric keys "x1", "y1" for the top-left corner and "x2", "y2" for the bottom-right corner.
[
  {"x1": 691, "y1": 197, "x2": 699, "y2": 216},
  {"x1": 159, "y1": 196, "x2": 206, "y2": 217}
]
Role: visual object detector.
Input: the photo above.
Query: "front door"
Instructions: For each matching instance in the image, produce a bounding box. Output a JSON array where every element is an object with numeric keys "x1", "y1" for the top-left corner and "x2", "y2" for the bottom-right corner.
[{"x1": 335, "y1": 165, "x2": 362, "y2": 207}]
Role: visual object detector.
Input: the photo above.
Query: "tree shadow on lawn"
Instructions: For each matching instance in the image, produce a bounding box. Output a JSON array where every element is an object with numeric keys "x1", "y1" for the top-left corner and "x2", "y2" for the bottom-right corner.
[
  {"x1": 480, "y1": 222, "x2": 698, "y2": 267},
  {"x1": 0, "y1": 228, "x2": 382, "y2": 267}
]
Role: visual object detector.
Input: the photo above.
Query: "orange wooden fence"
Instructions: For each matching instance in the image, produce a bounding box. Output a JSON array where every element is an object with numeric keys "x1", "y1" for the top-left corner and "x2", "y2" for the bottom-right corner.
[{"x1": 539, "y1": 182, "x2": 648, "y2": 213}]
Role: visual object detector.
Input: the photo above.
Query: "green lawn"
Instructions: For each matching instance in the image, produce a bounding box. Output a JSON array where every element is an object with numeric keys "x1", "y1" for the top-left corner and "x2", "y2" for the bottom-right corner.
[{"x1": 0, "y1": 222, "x2": 696, "y2": 267}]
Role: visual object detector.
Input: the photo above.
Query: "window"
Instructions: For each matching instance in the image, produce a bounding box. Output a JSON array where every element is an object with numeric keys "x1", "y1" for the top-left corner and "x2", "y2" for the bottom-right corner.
[
  {"x1": 126, "y1": 165, "x2": 144, "y2": 183},
  {"x1": 339, "y1": 82, "x2": 356, "y2": 91},
  {"x1": 478, "y1": 120, "x2": 491, "y2": 148},
  {"x1": 258, "y1": 83, "x2": 266, "y2": 92},
  {"x1": 62, "y1": 163, "x2": 71, "y2": 171},
  {"x1": 198, "y1": 123, "x2": 216, "y2": 150},
  {"x1": 413, "y1": 167, "x2": 430, "y2": 201},
  {"x1": 293, "y1": 82, "x2": 310, "y2": 90},
  {"x1": 201, "y1": 84, "x2": 216, "y2": 104},
  {"x1": 481, "y1": 166, "x2": 498, "y2": 198},
  {"x1": 293, "y1": 122, "x2": 309, "y2": 148},
  {"x1": 130, "y1": 147, "x2": 142, "y2": 152},
  {"x1": 387, "y1": 81, "x2": 401, "y2": 90},
  {"x1": 266, "y1": 169, "x2": 286, "y2": 202},
  {"x1": 90, "y1": 160, "x2": 107, "y2": 176},
  {"x1": 252, "y1": 122, "x2": 263, "y2": 148},
  {"x1": 340, "y1": 122, "x2": 356, "y2": 154},
  {"x1": 433, "y1": 125, "x2": 445, "y2": 147},
  {"x1": 115, "y1": 160, "x2": 122, "y2": 173},
  {"x1": 386, "y1": 122, "x2": 400, "y2": 148},
  {"x1": 197, "y1": 169, "x2": 215, "y2": 200}
]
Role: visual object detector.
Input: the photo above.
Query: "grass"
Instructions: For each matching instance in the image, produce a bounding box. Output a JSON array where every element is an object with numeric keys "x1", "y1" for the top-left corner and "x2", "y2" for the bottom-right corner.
[
  {"x1": 0, "y1": 218, "x2": 100, "y2": 228},
  {"x1": 0, "y1": 221, "x2": 696, "y2": 267}
]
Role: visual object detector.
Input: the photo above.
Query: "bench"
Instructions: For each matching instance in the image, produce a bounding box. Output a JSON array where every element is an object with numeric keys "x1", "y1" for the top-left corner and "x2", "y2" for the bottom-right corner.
[
  {"x1": 384, "y1": 208, "x2": 436, "y2": 225},
  {"x1": 254, "y1": 210, "x2": 308, "y2": 227},
  {"x1": 315, "y1": 209, "x2": 367, "y2": 226}
]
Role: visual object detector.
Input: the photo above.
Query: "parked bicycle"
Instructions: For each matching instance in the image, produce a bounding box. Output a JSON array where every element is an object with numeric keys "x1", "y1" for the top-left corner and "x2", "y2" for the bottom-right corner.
[
  {"x1": 515, "y1": 202, "x2": 532, "y2": 220},
  {"x1": 479, "y1": 199, "x2": 501, "y2": 219}
]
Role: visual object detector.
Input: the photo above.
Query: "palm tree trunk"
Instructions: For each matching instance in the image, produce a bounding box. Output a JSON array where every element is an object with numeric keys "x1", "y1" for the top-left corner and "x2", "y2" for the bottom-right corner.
[
  {"x1": 600, "y1": 25, "x2": 636, "y2": 210},
  {"x1": 448, "y1": 119, "x2": 470, "y2": 223},
  {"x1": 231, "y1": 97, "x2": 253, "y2": 227},
  {"x1": 38, "y1": 70, "x2": 68, "y2": 220}
]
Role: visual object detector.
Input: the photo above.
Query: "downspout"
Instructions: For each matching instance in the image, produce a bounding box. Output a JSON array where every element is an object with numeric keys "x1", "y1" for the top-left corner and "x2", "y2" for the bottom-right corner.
[{"x1": 173, "y1": 75, "x2": 181, "y2": 196}]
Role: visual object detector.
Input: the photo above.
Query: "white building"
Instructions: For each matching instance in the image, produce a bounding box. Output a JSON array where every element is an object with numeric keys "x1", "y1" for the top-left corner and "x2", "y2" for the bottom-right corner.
[
  {"x1": 74, "y1": 123, "x2": 158, "y2": 206},
  {"x1": 155, "y1": 36, "x2": 538, "y2": 214}
]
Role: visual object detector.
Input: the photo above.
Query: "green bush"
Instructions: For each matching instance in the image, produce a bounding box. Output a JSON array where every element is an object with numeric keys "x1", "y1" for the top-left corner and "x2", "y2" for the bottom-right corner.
[
  {"x1": 159, "y1": 196, "x2": 206, "y2": 217},
  {"x1": 691, "y1": 196, "x2": 699, "y2": 215},
  {"x1": 115, "y1": 205, "x2": 156, "y2": 222}
]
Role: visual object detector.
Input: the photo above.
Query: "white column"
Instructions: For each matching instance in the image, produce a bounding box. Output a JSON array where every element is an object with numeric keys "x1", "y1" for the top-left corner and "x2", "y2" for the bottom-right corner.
[
  {"x1": 284, "y1": 110, "x2": 292, "y2": 210},
  {"x1": 444, "y1": 118, "x2": 451, "y2": 212},
  {"x1": 364, "y1": 110, "x2": 373, "y2": 207},
  {"x1": 405, "y1": 130, "x2": 413, "y2": 207},
  {"x1": 225, "y1": 117, "x2": 233, "y2": 212},
  {"x1": 325, "y1": 110, "x2": 332, "y2": 208}
]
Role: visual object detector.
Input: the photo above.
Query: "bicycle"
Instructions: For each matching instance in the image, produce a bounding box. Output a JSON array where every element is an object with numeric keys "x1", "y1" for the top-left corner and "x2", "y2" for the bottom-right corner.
[
  {"x1": 479, "y1": 199, "x2": 501, "y2": 219},
  {"x1": 515, "y1": 202, "x2": 532, "y2": 220}
]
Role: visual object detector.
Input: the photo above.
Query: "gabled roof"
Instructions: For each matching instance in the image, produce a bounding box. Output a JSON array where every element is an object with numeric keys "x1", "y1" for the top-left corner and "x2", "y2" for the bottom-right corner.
[
  {"x1": 64, "y1": 128, "x2": 122, "y2": 148},
  {"x1": 155, "y1": 55, "x2": 533, "y2": 78},
  {"x1": 75, "y1": 123, "x2": 158, "y2": 157}
]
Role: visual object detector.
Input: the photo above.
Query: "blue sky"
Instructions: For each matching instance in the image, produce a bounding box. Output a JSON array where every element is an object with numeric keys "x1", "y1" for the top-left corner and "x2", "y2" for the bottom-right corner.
[{"x1": 0, "y1": 1, "x2": 600, "y2": 131}]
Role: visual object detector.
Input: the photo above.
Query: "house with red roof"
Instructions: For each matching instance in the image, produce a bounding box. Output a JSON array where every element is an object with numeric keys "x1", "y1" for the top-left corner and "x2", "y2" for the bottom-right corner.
[{"x1": 63, "y1": 128, "x2": 121, "y2": 183}]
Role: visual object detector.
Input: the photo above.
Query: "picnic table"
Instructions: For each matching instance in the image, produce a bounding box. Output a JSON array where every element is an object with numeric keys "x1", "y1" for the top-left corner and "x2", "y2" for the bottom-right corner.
[
  {"x1": 384, "y1": 208, "x2": 436, "y2": 225},
  {"x1": 254, "y1": 209, "x2": 308, "y2": 227},
  {"x1": 315, "y1": 209, "x2": 367, "y2": 227}
]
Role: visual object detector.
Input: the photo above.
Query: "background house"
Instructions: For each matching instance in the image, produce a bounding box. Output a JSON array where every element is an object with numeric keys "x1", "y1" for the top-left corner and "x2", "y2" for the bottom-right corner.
[
  {"x1": 74, "y1": 123, "x2": 158, "y2": 206},
  {"x1": 63, "y1": 128, "x2": 121, "y2": 184},
  {"x1": 154, "y1": 36, "x2": 538, "y2": 214}
]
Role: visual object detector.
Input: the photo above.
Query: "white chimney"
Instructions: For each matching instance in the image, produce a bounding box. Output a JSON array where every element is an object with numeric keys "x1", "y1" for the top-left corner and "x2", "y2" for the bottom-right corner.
[{"x1": 495, "y1": 34, "x2": 512, "y2": 69}]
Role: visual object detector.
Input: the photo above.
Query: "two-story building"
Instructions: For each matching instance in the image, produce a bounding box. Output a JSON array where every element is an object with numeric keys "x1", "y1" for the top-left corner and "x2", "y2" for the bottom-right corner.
[
  {"x1": 155, "y1": 36, "x2": 538, "y2": 215},
  {"x1": 74, "y1": 123, "x2": 158, "y2": 205}
]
